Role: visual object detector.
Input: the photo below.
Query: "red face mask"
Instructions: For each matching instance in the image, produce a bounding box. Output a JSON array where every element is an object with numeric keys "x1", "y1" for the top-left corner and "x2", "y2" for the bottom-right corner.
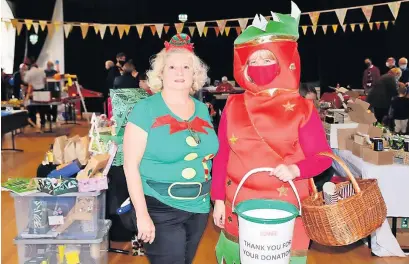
[{"x1": 247, "y1": 64, "x2": 280, "y2": 86}]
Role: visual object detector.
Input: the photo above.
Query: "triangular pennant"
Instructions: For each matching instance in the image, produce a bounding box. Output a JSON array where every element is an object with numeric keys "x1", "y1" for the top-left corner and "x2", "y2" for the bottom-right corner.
[
  {"x1": 109, "y1": 25, "x2": 116, "y2": 35},
  {"x1": 16, "y1": 22, "x2": 23, "y2": 36},
  {"x1": 155, "y1": 24, "x2": 164, "y2": 38},
  {"x1": 196, "y1": 22, "x2": 205, "y2": 37},
  {"x1": 392, "y1": 21, "x2": 396, "y2": 25},
  {"x1": 214, "y1": 27, "x2": 220, "y2": 36},
  {"x1": 53, "y1": 22, "x2": 61, "y2": 32},
  {"x1": 10, "y1": 19, "x2": 18, "y2": 29},
  {"x1": 97, "y1": 24, "x2": 107, "y2": 39},
  {"x1": 4, "y1": 21, "x2": 11, "y2": 31},
  {"x1": 312, "y1": 25, "x2": 318, "y2": 35},
  {"x1": 124, "y1": 25, "x2": 130, "y2": 35},
  {"x1": 238, "y1": 18, "x2": 248, "y2": 31},
  {"x1": 225, "y1": 27, "x2": 231, "y2": 36},
  {"x1": 46, "y1": 23, "x2": 54, "y2": 37},
  {"x1": 235, "y1": 27, "x2": 241, "y2": 35},
  {"x1": 203, "y1": 27, "x2": 208, "y2": 37},
  {"x1": 63, "y1": 24, "x2": 73, "y2": 38},
  {"x1": 174, "y1": 23, "x2": 184, "y2": 34},
  {"x1": 322, "y1": 25, "x2": 328, "y2": 34},
  {"x1": 216, "y1": 20, "x2": 226, "y2": 34},
  {"x1": 188, "y1": 26, "x2": 195, "y2": 36},
  {"x1": 350, "y1": 24, "x2": 356, "y2": 32},
  {"x1": 309, "y1": 11, "x2": 320, "y2": 26},
  {"x1": 383, "y1": 21, "x2": 389, "y2": 29},
  {"x1": 136, "y1": 24, "x2": 144, "y2": 38},
  {"x1": 32, "y1": 22, "x2": 39, "y2": 33},
  {"x1": 362, "y1": 6, "x2": 373, "y2": 23},
  {"x1": 80, "y1": 23, "x2": 89, "y2": 39},
  {"x1": 359, "y1": 23, "x2": 364, "y2": 31},
  {"x1": 24, "y1": 19, "x2": 33, "y2": 30},
  {"x1": 375, "y1": 22, "x2": 381, "y2": 30},
  {"x1": 164, "y1": 25, "x2": 170, "y2": 34},
  {"x1": 39, "y1": 21, "x2": 47, "y2": 31},
  {"x1": 150, "y1": 25, "x2": 157, "y2": 36},
  {"x1": 117, "y1": 25, "x2": 126, "y2": 39},
  {"x1": 93, "y1": 24, "x2": 99, "y2": 34},
  {"x1": 342, "y1": 24, "x2": 347, "y2": 32},
  {"x1": 369, "y1": 22, "x2": 374, "y2": 30},
  {"x1": 335, "y1": 9, "x2": 347, "y2": 25},
  {"x1": 301, "y1": 25, "x2": 308, "y2": 35},
  {"x1": 388, "y1": 2, "x2": 401, "y2": 20},
  {"x1": 332, "y1": 24, "x2": 338, "y2": 33}
]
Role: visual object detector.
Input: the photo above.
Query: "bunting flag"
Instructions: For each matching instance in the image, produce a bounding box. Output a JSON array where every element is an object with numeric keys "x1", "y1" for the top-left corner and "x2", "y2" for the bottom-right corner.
[
  {"x1": 93, "y1": 24, "x2": 99, "y2": 34},
  {"x1": 312, "y1": 25, "x2": 318, "y2": 35},
  {"x1": 375, "y1": 22, "x2": 381, "y2": 30},
  {"x1": 216, "y1": 20, "x2": 226, "y2": 34},
  {"x1": 332, "y1": 24, "x2": 338, "y2": 33},
  {"x1": 350, "y1": 24, "x2": 356, "y2": 32},
  {"x1": 63, "y1": 24, "x2": 73, "y2": 38},
  {"x1": 124, "y1": 25, "x2": 131, "y2": 35},
  {"x1": 214, "y1": 27, "x2": 220, "y2": 36},
  {"x1": 309, "y1": 12, "x2": 320, "y2": 26},
  {"x1": 203, "y1": 27, "x2": 208, "y2": 37},
  {"x1": 150, "y1": 25, "x2": 157, "y2": 36},
  {"x1": 302, "y1": 25, "x2": 308, "y2": 35},
  {"x1": 39, "y1": 21, "x2": 47, "y2": 31},
  {"x1": 238, "y1": 18, "x2": 248, "y2": 31},
  {"x1": 136, "y1": 24, "x2": 144, "y2": 38},
  {"x1": 322, "y1": 25, "x2": 328, "y2": 34},
  {"x1": 335, "y1": 9, "x2": 347, "y2": 25},
  {"x1": 32, "y1": 22, "x2": 39, "y2": 33},
  {"x1": 4, "y1": 21, "x2": 11, "y2": 31},
  {"x1": 196, "y1": 21, "x2": 205, "y2": 37},
  {"x1": 16, "y1": 21, "x2": 23, "y2": 35},
  {"x1": 46, "y1": 23, "x2": 54, "y2": 37},
  {"x1": 109, "y1": 25, "x2": 116, "y2": 35},
  {"x1": 188, "y1": 26, "x2": 195, "y2": 36},
  {"x1": 362, "y1": 6, "x2": 373, "y2": 22},
  {"x1": 164, "y1": 25, "x2": 170, "y2": 34},
  {"x1": 384, "y1": 21, "x2": 389, "y2": 29},
  {"x1": 342, "y1": 24, "x2": 347, "y2": 32},
  {"x1": 54, "y1": 22, "x2": 61, "y2": 32},
  {"x1": 117, "y1": 25, "x2": 126, "y2": 39},
  {"x1": 369, "y1": 22, "x2": 374, "y2": 30},
  {"x1": 97, "y1": 24, "x2": 107, "y2": 39},
  {"x1": 359, "y1": 23, "x2": 365, "y2": 31},
  {"x1": 155, "y1": 24, "x2": 164, "y2": 38},
  {"x1": 235, "y1": 27, "x2": 241, "y2": 35},
  {"x1": 175, "y1": 23, "x2": 184, "y2": 34},
  {"x1": 80, "y1": 23, "x2": 89, "y2": 39},
  {"x1": 225, "y1": 27, "x2": 231, "y2": 36},
  {"x1": 10, "y1": 19, "x2": 18, "y2": 29},
  {"x1": 388, "y1": 1, "x2": 401, "y2": 19},
  {"x1": 24, "y1": 19, "x2": 33, "y2": 30}
]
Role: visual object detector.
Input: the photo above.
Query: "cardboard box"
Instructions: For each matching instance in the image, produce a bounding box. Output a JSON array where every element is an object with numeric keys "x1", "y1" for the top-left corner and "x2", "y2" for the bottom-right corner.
[
  {"x1": 347, "y1": 99, "x2": 377, "y2": 124},
  {"x1": 324, "y1": 122, "x2": 359, "y2": 148},
  {"x1": 362, "y1": 148, "x2": 394, "y2": 165},
  {"x1": 354, "y1": 134, "x2": 366, "y2": 145},
  {"x1": 346, "y1": 139, "x2": 354, "y2": 151},
  {"x1": 352, "y1": 142, "x2": 370, "y2": 157},
  {"x1": 337, "y1": 128, "x2": 356, "y2": 150}
]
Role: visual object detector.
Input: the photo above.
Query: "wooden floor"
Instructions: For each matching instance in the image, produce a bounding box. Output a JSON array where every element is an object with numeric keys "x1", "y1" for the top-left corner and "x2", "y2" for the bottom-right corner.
[{"x1": 1, "y1": 122, "x2": 408, "y2": 264}]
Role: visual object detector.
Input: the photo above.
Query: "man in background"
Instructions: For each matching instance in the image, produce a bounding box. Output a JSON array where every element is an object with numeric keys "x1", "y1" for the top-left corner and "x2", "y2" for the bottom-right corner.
[
  {"x1": 362, "y1": 58, "x2": 380, "y2": 94},
  {"x1": 113, "y1": 61, "x2": 138, "y2": 89},
  {"x1": 12, "y1": 63, "x2": 28, "y2": 99},
  {"x1": 398, "y1": 57, "x2": 409, "y2": 86},
  {"x1": 385, "y1": 57, "x2": 397, "y2": 73},
  {"x1": 115, "y1": 52, "x2": 127, "y2": 75},
  {"x1": 44, "y1": 61, "x2": 60, "y2": 123},
  {"x1": 216, "y1": 76, "x2": 235, "y2": 92}
]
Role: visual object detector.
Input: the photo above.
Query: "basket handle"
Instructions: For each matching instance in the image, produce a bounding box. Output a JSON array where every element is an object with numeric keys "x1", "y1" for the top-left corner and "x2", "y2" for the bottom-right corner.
[
  {"x1": 309, "y1": 152, "x2": 361, "y2": 196},
  {"x1": 232, "y1": 167, "x2": 302, "y2": 216}
]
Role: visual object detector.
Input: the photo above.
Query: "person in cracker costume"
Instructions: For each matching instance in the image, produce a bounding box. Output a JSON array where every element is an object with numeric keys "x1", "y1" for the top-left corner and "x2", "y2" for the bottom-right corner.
[{"x1": 210, "y1": 2, "x2": 332, "y2": 263}]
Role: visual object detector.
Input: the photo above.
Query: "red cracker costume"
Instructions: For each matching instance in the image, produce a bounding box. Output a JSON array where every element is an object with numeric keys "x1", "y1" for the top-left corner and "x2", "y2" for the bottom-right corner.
[{"x1": 211, "y1": 2, "x2": 332, "y2": 263}]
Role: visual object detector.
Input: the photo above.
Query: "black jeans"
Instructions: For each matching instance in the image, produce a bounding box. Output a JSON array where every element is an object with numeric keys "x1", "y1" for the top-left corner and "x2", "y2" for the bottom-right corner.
[{"x1": 131, "y1": 196, "x2": 209, "y2": 264}]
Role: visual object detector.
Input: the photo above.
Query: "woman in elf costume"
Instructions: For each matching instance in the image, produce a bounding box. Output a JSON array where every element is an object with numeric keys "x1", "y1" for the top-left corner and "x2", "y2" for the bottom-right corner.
[{"x1": 211, "y1": 2, "x2": 332, "y2": 263}]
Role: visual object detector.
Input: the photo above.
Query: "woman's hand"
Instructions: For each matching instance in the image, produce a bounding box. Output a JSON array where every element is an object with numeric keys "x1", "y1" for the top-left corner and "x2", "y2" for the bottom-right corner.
[
  {"x1": 137, "y1": 211, "x2": 155, "y2": 244},
  {"x1": 270, "y1": 164, "x2": 300, "y2": 182},
  {"x1": 213, "y1": 200, "x2": 225, "y2": 228}
]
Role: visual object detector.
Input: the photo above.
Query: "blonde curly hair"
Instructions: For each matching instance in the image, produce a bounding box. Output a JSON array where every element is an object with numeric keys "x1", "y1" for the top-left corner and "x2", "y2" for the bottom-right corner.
[{"x1": 146, "y1": 48, "x2": 209, "y2": 94}]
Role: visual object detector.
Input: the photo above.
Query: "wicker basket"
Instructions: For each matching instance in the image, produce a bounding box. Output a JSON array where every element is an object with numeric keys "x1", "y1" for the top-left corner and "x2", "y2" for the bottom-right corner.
[{"x1": 301, "y1": 152, "x2": 387, "y2": 246}]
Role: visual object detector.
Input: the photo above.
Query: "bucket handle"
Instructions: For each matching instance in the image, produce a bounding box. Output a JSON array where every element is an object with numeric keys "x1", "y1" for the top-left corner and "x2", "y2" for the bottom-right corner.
[{"x1": 232, "y1": 167, "x2": 302, "y2": 216}]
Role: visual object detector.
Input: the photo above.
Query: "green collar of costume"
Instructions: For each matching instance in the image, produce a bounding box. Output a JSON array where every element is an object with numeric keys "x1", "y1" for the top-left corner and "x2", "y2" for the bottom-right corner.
[{"x1": 234, "y1": 1, "x2": 302, "y2": 45}]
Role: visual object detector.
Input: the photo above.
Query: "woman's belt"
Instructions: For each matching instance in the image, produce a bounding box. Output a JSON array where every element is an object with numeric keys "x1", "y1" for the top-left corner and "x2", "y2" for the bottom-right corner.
[{"x1": 146, "y1": 180, "x2": 211, "y2": 200}]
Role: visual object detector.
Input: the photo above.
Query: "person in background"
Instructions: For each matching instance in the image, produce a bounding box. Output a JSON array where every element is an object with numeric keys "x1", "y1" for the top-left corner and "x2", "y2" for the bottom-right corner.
[
  {"x1": 44, "y1": 61, "x2": 60, "y2": 123},
  {"x1": 113, "y1": 61, "x2": 139, "y2": 89},
  {"x1": 362, "y1": 58, "x2": 380, "y2": 94},
  {"x1": 390, "y1": 85, "x2": 409, "y2": 134},
  {"x1": 385, "y1": 57, "x2": 397, "y2": 73},
  {"x1": 215, "y1": 76, "x2": 235, "y2": 92},
  {"x1": 12, "y1": 63, "x2": 28, "y2": 99},
  {"x1": 299, "y1": 83, "x2": 317, "y2": 100},
  {"x1": 367, "y1": 67, "x2": 401, "y2": 124},
  {"x1": 138, "y1": 73, "x2": 153, "y2": 95},
  {"x1": 116, "y1": 52, "x2": 127, "y2": 75},
  {"x1": 24, "y1": 64, "x2": 47, "y2": 130},
  {"x1": 398, "y1": 57, "x2": 409, "y2": 86}
]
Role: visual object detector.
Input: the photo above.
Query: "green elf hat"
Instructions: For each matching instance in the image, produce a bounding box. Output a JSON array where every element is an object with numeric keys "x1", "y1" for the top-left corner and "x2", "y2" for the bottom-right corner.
[{"x1": 234, "y1": 1, "x2": 302, "y2": 45}]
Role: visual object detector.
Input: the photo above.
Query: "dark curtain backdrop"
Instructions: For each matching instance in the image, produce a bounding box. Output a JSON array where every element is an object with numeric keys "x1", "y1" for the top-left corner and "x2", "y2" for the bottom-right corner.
[{"x1": 12, "y1": 0, "x2": 409, "y2": 96}]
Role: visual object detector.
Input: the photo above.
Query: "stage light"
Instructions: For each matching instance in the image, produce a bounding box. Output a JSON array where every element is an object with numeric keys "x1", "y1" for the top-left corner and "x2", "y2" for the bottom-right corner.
[
  {"x1": 29, "y1": 34, "x2": 38, "y2": 45},
  {"x1": 178, "y1": 14, "x2": 188, "y2": 22}
]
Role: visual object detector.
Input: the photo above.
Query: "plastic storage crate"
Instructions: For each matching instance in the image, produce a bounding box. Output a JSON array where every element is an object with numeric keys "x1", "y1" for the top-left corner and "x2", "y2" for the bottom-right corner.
[
  {"x1": 11, "y1": 191, "x2": 106, "y2": 240},
  {"x1": 14, "y1": 220, "x2": 111, "y2": 264}
]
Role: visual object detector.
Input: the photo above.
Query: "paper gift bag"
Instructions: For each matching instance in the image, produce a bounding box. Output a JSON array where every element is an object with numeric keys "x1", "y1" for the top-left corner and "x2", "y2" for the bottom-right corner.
[
  {"x1": 76, "y1": 136, "x2": 90, "y2": 165},
  {"x1": 53, "y1": 136, "x2": 68, "y2": 165},
  {"x1": 64, "y1": 135, "x2": 80, "y2": 163}
]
